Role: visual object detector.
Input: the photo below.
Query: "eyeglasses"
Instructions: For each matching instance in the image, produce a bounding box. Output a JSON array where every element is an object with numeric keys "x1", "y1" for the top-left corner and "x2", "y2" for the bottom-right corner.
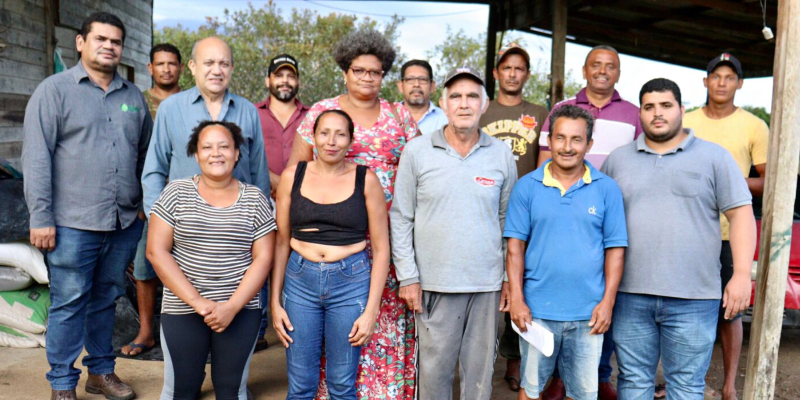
[
  {"x1": 350, "y1": 67, "x2": 384, "y2": 80},
  {"x1": 402, "y1": 77, "x2": 431, "y2": 85}
]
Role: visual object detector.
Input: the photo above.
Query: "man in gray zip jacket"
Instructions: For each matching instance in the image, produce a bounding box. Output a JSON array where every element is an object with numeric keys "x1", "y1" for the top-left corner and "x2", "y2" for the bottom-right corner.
[{"x1": 390, "y1": 66, "x2": 518, "y2": 400}]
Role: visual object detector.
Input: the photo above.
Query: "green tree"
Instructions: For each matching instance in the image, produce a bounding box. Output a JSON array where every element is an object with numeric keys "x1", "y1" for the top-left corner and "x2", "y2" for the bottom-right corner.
[
  {"x1": 742, "y1": 105, "x2": 771, "y2": 126},
  {"x1": 426, "y1": 28, "x2": 582, "y2": 108},
  {"x1": 684, "y1": 105, "x2": 770, "y2": 127},
  {"x1": 153, "y1": 5, "x2": 580, "y2": 108},
  {"x1": 154, "y1": 1, "x2": 405, "y2": 105}
]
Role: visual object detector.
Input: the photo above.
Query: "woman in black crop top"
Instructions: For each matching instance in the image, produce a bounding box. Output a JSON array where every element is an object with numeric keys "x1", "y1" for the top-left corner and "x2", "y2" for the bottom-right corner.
[{"x1": 270, "y1": 110, "x2": 390, "y2": 398}]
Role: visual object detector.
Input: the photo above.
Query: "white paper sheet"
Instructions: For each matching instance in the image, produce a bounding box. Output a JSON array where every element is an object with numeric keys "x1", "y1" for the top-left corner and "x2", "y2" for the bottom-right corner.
[{"x1": 511, "y1": 320, "x2": 555, "y2": 357}]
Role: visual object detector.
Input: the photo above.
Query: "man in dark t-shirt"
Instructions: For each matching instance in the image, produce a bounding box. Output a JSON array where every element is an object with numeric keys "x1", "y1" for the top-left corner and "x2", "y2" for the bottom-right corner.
[
  {"x1": 480, "y1": 43, "x2": 548, "y2": 177},
  {"x1": 479, "y1": 42, "x2": 548, "y2": 393}
]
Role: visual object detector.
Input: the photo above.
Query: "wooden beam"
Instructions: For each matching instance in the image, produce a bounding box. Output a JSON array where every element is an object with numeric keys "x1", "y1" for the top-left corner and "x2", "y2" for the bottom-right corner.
[
  {"x1": 744, "y1": 1, "x2": 800, "y2": 399},
  {"x1": 485, "y1": 0, "x2": 498, "y2": 100},
  {"x1": 44, "y1": 0, "x2": 56, "y2": 76},
  {"x1": 549, "y1": 0, "x2": 566, "y2": 106},
  {"x1": 683, "y1": 0, "x2": 762, "y2": 15}
]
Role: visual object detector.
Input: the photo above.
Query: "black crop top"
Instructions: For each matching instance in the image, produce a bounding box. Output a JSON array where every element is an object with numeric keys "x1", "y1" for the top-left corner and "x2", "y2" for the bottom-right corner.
[{"x1": 290, "y1": 161, "x2": 369, "y2": 246}]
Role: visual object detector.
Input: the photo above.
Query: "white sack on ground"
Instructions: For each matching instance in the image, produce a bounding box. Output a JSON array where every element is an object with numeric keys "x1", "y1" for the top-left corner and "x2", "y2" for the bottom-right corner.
[
  {"x1": 0, "y1": 243, "x2": 48, "y2": 284},
  {"x1": 0, "y1": 266, "x2": 34, "y2": 292}
]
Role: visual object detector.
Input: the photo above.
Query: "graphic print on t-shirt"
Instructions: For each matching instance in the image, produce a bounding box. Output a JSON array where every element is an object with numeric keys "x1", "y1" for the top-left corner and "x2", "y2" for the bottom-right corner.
[{"x1": 482, "y1": 114, "x2": 538, "y2": 159}]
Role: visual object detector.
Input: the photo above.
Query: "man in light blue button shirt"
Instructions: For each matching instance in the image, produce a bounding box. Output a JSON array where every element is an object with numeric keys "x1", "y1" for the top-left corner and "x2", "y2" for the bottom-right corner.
[
  {"x1": 397, "y1": 60, "x2": 449, "y2": 135},
  {"x1": 142, "y1": 37, "x2": 270, "y2": 215}
]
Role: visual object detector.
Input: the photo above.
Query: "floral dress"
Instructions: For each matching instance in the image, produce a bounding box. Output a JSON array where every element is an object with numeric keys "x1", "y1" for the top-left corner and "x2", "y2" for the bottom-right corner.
[{"x1": 296, "y1": 95, "x2": 418, "y2": 400}]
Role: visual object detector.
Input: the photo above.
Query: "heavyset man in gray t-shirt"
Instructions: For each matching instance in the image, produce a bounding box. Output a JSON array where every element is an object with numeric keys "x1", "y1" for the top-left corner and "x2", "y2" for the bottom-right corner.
[
  {"x1": 601, "y1": 78, "x2": 755, "y2": 400},
  {"x1": 390, "y1": 66, "x2": 517, "y2": 400}
]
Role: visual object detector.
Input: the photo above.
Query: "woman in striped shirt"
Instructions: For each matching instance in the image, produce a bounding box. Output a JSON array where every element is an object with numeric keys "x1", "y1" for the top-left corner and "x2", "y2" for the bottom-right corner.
[{"x1": 147, "y1": 120, "x2": 276, "y2": 400}]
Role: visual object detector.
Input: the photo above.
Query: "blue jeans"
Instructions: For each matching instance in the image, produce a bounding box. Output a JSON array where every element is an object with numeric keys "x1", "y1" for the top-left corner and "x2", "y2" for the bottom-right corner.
[
  {"x1": 551, "y1": 323, "x2": 615, "y2": 384},
  {"x1": 258, "y1": 281, "x2": 269, "y2": 338},
  {"x1": 613, "y1": 292, "x2": 719, "y2": 400},
  {"x1": 132, "y1": 219, "x2": 156, "y2": 281},
  {"x1": 283, "y1": 250, "x2": 371, "y2": 399},
  {"x1": 520, "y1": 318, "x2": 603, "y2": 400},
  {"x1": 45, "y1": 219, "x2": 143, "y2": 390},
  {"x1": 598, "y1": 329, "x2": 614, "y2": 383}
]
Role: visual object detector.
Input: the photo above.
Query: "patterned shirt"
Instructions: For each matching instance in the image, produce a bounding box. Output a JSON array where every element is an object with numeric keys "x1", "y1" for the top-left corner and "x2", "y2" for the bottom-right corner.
[{"x1": 151, "y1": 177, "x2": 276, "y2": 315}]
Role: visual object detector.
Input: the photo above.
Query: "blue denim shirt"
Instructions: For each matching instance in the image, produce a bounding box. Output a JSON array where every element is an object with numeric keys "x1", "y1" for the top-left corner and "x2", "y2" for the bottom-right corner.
[
  {"x1": 402, "y1": 101, "x2": 449, "y2": 135},
  {"x1": 142, "y1": 86, "x2": 270, "y2": 214}
]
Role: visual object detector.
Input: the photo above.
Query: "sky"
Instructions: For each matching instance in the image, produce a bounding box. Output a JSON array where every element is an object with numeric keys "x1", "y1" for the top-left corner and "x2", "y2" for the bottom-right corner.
[{"x1": 153, "y1": 0, "x2": 775, "y2": 110}]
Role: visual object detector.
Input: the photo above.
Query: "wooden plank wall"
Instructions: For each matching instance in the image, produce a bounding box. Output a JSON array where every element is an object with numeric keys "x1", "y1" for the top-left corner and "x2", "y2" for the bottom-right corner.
[{"x1": 0, "y1": 0, "x2": 153, "y2": 170}]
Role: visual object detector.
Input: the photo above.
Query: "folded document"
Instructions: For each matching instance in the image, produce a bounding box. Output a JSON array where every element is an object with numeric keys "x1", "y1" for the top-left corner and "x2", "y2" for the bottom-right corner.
[{"x1": 511, "y1": 320, "x2": 555, "y2": 357}]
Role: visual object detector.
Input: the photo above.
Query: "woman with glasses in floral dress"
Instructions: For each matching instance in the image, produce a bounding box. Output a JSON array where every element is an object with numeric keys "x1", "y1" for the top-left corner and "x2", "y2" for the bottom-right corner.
[{"x1": 281, "y1": 28, "x2": 419, "y2": 400}]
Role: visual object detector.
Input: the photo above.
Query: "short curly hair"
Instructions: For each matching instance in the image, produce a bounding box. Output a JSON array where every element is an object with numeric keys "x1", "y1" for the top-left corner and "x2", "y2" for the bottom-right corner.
[
  {"x1": 186, "y1": 120, "x2": 244, "y2": 167},
  {"x1": 333, "y1": 29, "x2": 396, "y2": 73}
]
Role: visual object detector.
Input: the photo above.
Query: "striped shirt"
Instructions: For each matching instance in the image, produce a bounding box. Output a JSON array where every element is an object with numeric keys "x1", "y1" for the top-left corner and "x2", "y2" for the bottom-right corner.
[
  {"x1": 151, "y1": 177, "x2": 276, "y2": 315},
  {"x1": 539, "y1": 89, "x2": 642, "y2": 169}
]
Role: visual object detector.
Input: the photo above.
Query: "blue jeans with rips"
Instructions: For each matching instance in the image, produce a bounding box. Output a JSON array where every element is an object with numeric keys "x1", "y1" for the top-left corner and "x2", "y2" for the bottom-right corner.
[
  {"x1": 45, "y1": 219, "x2": 143, "y2": 390},
  {"x1": 613, "y1": 292, "x2": 719, "y2": 400},
  {"x1": 283, "y1": 250, "x2": 371, "y2": 400}
]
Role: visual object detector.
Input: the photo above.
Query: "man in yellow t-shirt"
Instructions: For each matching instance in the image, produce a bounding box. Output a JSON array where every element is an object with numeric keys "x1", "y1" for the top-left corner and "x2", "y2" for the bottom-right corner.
[{"x1": 684, "y1": 53, "x2": 768, "y2": 400}]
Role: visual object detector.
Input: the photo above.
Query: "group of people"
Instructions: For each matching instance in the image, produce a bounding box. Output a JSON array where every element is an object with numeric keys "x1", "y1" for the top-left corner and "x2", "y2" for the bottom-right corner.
[{"x1": 21, "y1": 10, "x2": 768, "y2": 400}]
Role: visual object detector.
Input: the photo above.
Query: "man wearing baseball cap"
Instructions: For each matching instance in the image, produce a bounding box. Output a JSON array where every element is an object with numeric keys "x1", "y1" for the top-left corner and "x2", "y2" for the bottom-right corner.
[
  {"x1": 391, "y1": 66, "x2": 517, "y2": 400},
  {"x1": 253, "y1": 54, "x2": 309, "y2": 350},
  {"x1": 256, "y1": 54, "x2": 309, "y2": 197},
  {"x1": 684, "y1": 53, "x2": 768, "y2": 400},
  {"x1": 479, "y1": 42, "x2": 549, "y2": 393}
]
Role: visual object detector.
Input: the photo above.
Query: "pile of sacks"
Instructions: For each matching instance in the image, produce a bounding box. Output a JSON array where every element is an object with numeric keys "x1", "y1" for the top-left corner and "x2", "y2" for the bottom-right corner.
[{"x1": 0, "y1": 243, "x2": 50, "y2": 348}]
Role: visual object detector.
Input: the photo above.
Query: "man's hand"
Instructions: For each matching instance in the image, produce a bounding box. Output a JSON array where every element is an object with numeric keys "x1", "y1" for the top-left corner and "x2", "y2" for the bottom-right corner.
[
  {"x1": 399, "y1": 283, "x2": 423, "y2": 313},
  {"x1": 509, "y1": 297, "x2": 532, "y2": 332},
  {"x1": 499, "y1": 282, "x2": 511, "y2": 312},
  {"x1": 30, "y1": 227, "x2": 56, "y2": 251},
  {"x1": 138, "y1": 210, "x2": 146, "y2": 221},
  {"x1": 589, "y1": 299, "x2": 614, "y2": 335},
  {"x1": 723, "y1": 272, "x2": 752, "y2": 320}
]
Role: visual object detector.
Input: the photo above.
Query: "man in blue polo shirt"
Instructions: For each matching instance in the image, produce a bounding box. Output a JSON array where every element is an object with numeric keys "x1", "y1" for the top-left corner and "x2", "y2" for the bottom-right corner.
[{"x1": 505, "y1": 105, "x2": 627, "y2": 400}]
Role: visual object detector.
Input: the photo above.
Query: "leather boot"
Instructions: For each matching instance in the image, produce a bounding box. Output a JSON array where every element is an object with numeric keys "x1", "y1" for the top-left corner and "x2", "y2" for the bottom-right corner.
[
  {"x1": 598, "y1": 382, "x2": 618, "y2": 400},
  {"x1": 85, "y1": 373, "x2": 136, "y2": 400},
  {"x1": 540, "y1": 377, "x2": 566, "y2": 400}
]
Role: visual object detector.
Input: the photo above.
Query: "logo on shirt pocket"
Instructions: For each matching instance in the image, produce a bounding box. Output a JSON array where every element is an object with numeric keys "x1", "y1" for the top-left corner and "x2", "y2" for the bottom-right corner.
[
  {"x1": 120, "y1": 103, "x2": 141, "y2": 113},
  {"x1": 475, "y1": 177, "x2": 496, "y2": 187}
]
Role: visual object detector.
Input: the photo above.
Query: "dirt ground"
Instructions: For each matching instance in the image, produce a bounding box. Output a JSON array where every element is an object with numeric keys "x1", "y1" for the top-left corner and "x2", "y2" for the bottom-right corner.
[{"x1": 1, "y1": 324, "x2": 798, "y2": 399}]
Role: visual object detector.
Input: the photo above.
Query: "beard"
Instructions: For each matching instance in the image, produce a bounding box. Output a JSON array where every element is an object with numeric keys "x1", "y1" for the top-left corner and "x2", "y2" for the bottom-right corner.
[
  {"x1": 406, "y1": 96, "x2": 426, "y2": 106},
  {"x1": 644, "y1": 118, "x2": 683, "y2": 143},
  {"x1": 270, "y1": 84, "x2": 298, "y2": 102}
]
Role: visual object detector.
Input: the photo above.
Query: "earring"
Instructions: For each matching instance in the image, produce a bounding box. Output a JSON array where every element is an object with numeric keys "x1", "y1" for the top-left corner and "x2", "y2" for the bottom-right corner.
[{"x1": 344, "y1": 78, "x2": 347, "y2": 85}]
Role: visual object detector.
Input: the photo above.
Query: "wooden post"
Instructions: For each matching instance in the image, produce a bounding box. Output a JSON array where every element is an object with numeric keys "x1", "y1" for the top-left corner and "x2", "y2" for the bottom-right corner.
[
  {"x1": 485, "y1": 0, "x2": 498, "y2": 100},
  {"x1": 44, "y1": 0, "x2": 56, "y2": 75},
  {"x1": 743, "y1": 1, "x2": 800, "y2": 399},
  {"x1": 550, "y1": 0, "x2": 566, "y2": 106}
]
